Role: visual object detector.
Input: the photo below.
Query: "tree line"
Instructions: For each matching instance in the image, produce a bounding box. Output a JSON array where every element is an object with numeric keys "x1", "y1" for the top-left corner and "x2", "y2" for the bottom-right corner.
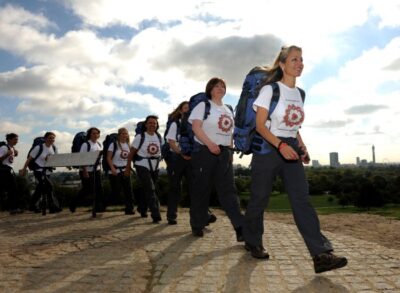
[{"x1": 1, "y1": 165, "x2": 399, "y2": 211}]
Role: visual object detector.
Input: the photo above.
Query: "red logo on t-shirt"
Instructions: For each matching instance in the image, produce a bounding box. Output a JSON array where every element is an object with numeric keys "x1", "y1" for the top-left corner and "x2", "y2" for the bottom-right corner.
[
  {"x1": 283, "y1": 104, "x2": 304, "y2": 127},
  {"x1": 147, "y1": 143, "x2": 159, "y2": 155},
  {"x1": 120, "y1": 150, "x2": 129, "y2": 159},
  {"x1": 218, "y1": 114, "x2": 233, "y2": 133}
]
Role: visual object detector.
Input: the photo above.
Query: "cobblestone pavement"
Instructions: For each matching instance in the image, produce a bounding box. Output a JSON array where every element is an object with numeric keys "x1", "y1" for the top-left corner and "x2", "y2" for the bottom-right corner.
[{"x1": 0, "y1": 208, "x2": 399, "y2": 293}]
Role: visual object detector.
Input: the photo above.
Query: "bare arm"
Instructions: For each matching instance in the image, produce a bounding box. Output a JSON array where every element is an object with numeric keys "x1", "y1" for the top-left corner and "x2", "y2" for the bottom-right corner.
[
  {"x1": 124, "y1": 146, "x2": 137, "y2": 176},
  {"x1": 168, "y1": 139, "x2": 181, "y2": 154},
  {"x1": 107, "y1": 150, "x2": 117, "y2": 176},
  {"x1": 19, "y1": 156, "x2": 33, "y2": 176}
]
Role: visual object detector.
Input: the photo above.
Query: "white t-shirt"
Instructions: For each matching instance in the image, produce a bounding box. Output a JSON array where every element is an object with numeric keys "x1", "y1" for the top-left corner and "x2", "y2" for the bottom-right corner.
[
  {"x1": 253, "y1": 81, "x2": 305, "y2": 138},
  {"x1": 131, "y1": 132, "x2": 162, "y2": 170},
  {"x1": 165, "y1": 121, "x2": 180, "y2": 153},
  {"x1": 189, "y1": 100, "x2": 233, "y2": 146},
  {"x1": 0, "y1": 145, "x2": 14, "y2": 168},
  {"x1": 29, "y1": 144, "x2": 56, "y2": 171},
  {"x1": 107, "y1": 142, "x2": 130, "y2": 173},
  {"x1": 80, "y1": 140, "x2": 102, "y2": 172}
]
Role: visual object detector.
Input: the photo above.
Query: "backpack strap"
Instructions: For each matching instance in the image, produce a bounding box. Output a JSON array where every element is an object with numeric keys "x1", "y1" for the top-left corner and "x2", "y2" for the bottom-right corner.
[
  {"x1": 137, "y1": 133, "x2": 146, "y2": 152},
  {"x1": 86, "y1": 141, "x2": 90, "y2": 152},
  {"x1": 267, "y1": 82, "x2": 280, "y2": 120},
  {"x1": 203, "y1": 100, "x2": 211, "y2": 120},
  {"x1": 225, "y1": 104, "x2": 234, "y2": 115},
  {"x1": 175, "y1": 120, "x2": 180, "y2": 141},
  {"x1": 33, "y1": 143, "x2": 44, "y2": 162},
  {"x1": 112, "y1": 141, "x2": 118, "y2": 159},
  {"x1": 298, "y1": 87, "x2": 306, "y2": 102},
  {"x1": 268, "y1": 83, "x2": 306, "y2": 120},
  {"x1": 156, "y1": 132, "x2": 162, "y2": 146}
]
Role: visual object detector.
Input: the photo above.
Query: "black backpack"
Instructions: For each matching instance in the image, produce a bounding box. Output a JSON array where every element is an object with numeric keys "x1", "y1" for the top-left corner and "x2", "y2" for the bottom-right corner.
[
  {"x1": 101, "y1": 133, "x2": 118, "y2": 173},
  {"x1": 161, "y1": 115, "x2": 180, "y2": 161},
  {"x1": 27, "y1": 137, "x2": 56, "y2": 171},
  {"x1": 178, "y1": 93, "x2": 210, "y2": 156},
  {"x1": 0, "y1": 141, "x2": 11, "y2": 164},
  {"x1": 0, "y1": 141, "x2": 10, "y2": 150},
  {"x1": 71, "y1": 131, "x2": 89, "y2": 153},
  {"x1": 134, "y1": 121, "x2": 162, "y2": 156}
]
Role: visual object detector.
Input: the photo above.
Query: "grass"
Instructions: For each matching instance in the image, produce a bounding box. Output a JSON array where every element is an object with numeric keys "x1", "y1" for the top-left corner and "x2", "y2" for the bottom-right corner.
[{"x1": 239, "y1": 192, "x2": 400, "y2": 220}]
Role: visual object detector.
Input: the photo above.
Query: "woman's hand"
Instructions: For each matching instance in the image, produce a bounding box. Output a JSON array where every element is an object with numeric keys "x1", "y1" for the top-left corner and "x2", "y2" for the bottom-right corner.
[
  {"x1": 278, "y1": 143, "x2": 299, "y2": 160},
  {"x1": 207, "y1": 143, "x2": 221, "y2": 155}
]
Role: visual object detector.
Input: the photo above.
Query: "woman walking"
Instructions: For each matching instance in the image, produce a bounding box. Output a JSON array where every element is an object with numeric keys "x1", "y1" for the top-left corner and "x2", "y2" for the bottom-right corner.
[{"x1": 242, "y1": 45, "x2": 347, "y2": 274}]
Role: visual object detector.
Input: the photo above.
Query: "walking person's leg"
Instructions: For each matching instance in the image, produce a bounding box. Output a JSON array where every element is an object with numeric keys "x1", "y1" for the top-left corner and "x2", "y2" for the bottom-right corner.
[
  {"x1": 167, "y1": 155, "x2": 186, "y2": 224},
  {"x1": 189, "y1": 148, "x2": 215, "y2": 235},
  {"x1": 121, "y1": 174, "x2": 134, "y2": 214},
  {"x1": 282, "y1": 160, "x2": 347, "y2": 273},
  {"x1": 135, "y1": 165, "x2": 161, "y2": 222},
  {"x1": 243, "y1": 152, "x2": 281, "y2": 259},
  {"x1": 213, "y1": 149, "x2": 243, "y2": 240}
]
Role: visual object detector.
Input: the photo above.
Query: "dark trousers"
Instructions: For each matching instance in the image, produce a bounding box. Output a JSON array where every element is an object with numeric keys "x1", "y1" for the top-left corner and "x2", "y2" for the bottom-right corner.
[
  {"x1": 243, "y1": 149, "x2": 333, "y2": 256},
  {"x1": 109, "y1": 172, "x2": 134, "y2": 212},
  {"x1": 166, "y1": 154, "x2": 191, "y2": 220},
  {"x1": 135, "y1": 165, "x2": 160, "y2": 219},
  {"x1": 31, "y1": 171, "x2": 60, "y2": 211},
  {"x1": 72, "y1": 170, "x2": 105, "y2": 212},
  {"x1": 0, "y1": 167, "x2": 20, "y2": 210},
  {"x1": 190, "y1": 146, "x2": 243, "y2": 230}
]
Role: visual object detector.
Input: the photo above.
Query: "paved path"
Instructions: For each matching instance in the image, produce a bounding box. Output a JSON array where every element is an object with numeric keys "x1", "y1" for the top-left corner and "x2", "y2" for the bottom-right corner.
[{"x1": 0, "y1": 208, "x2": 399, "y2": 293}]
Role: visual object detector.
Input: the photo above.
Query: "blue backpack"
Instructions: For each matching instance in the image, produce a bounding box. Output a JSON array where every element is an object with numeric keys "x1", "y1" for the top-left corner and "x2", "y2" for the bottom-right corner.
[
  {"x1": 179, "y1": 93, "x2": 211, "y2": 156},
  {"x1": 233, "y1": 67, "x2": 305, "y2": 156}
]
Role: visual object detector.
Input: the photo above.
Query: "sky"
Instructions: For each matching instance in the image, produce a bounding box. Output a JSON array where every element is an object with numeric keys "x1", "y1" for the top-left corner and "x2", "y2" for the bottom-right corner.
[{"x1": 0, "y1": 0, "x2": 399, "y2": 170}]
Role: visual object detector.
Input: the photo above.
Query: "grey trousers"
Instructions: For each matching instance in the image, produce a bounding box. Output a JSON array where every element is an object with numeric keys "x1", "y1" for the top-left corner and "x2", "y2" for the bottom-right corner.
[
  {"x1": 190, "y1": 146, "x2": 244, "y2": 230},
  {"x1": 243, "y1": 150, "x2": 333, "y2": 257}
]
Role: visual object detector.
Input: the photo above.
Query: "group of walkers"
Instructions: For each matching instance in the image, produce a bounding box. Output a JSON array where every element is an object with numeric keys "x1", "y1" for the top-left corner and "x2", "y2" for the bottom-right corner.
[{"x1": 0, "y1": 45, "x2": 347, "y2": 274}]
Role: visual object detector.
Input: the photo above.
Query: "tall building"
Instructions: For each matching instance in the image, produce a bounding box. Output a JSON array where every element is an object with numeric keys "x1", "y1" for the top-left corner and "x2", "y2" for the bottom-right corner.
[
  {"x1": 329, "y1": 152, "x2": 340, "y2": 168},
  {"x1": 372, "y1": 145, "x2": 376, "y2": 164},
  {"x1": 312, "y1": 160, "x2": 321, "y2": 167},
  {"x1": 356, "y1": 157, "x2": 360, "y2": 165}
]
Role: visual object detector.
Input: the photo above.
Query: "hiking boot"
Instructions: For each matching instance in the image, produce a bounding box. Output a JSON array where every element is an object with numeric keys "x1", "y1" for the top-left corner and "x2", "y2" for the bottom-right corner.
[
  {"x1": 69, "y1": 202, "x2": 76, "y2": 213},
  {"x1": 206, "y1": 213, "x2": 217, "y2": 226},
  {"x1": 168, "y1": 219, "x2": 177, "y2": 225},
  {"x1": 192, "y1": 228, "x2": 204, "y2": 237},
  {"x1": 245, "y1": 243, "x2": 269, "y2": 259},
  {"x1": 313, "y1": 252, "x2": 348, "y2": 273},
  {"x1": 152, "y1": 216, "x2": 162, "y2": 224},
  {"x1": 234, "y1": 226, "x2": 244, "y2": 242}
]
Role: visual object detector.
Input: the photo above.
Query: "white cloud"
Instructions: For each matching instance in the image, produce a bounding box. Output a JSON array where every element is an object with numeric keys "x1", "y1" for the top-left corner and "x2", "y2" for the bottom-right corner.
[
  {"x1": 0, "y1": 121, "x2": 32, "y2": 135},
  {"x1": 0, "y1": 0, "x2": 400, "y2": 165}
]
